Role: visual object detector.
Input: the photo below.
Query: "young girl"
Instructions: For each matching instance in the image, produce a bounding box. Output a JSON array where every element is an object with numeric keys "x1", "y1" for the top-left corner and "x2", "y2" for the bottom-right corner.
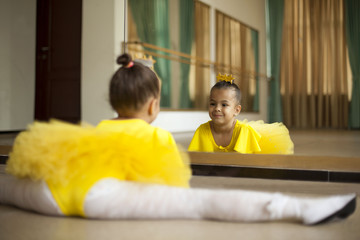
[
  {"x1": 0, "y1": 55, "x2": 355, "y2": 225},
  {"x1": 188, "y1": 74, "x2": 294, "y2": 154}
]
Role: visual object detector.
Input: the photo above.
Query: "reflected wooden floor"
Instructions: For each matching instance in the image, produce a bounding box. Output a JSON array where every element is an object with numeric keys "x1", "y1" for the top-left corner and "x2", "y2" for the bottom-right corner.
[
  {"x1": 180, "y1": 129, "x2": 360, "y2": 183},
  {"x1": 2, "y1": 130, "x2": 359, "y2": 181},
  {"x1": 174, "y1": 129, "x2": 360, "y2": 158},
  {"x1": 1, "y1": 129, "x2": 360, "y2": 157},
  {"x1": 290, "y1": 129, "x2": 360, "y2": 157}
]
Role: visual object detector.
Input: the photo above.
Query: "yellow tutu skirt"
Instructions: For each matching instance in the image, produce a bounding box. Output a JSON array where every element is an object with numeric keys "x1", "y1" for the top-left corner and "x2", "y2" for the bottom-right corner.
[
  {"x1": 244, "y1": 120, "x2": 294, "y2": 154},
  {"x1": 6, "y1": 120, "x2": 191, "y2": 188}
]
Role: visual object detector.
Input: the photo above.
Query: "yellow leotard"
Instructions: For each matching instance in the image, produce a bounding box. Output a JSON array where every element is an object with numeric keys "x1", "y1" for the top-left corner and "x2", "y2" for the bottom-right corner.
[
  {"x1": 188, "y1": 120, "x2": 294, "y2": 154},
  {"x1": 6, "y1": 119, "x2": 191, "y2": 216}
]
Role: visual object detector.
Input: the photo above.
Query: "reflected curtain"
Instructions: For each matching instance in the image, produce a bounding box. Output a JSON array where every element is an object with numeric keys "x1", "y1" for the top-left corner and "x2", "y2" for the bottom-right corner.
[
  {"x1": 266, "y1": 0, "x2": 284, "y2": 123},
  {"x1": 215, "y1": 11, "x2": 257, "y2": 112},
  {"x1": 129, "y1": 0, "x2": 171, "y2": 107},
  {"x1": 345, "y1": 0, "x2": 360, "y2": 129},
  {"x1": 251, "y1": 31, "x2": 260, "y2": 112},
  {"x1": 194, "y1": 1, "x2": 210, "y2": 109},
  {"x1": 280, "y1": 0, "x2": 351, "y2": 129},
  {"x1": 179, "y1": 0, "x2": 194, "y2": 108}
]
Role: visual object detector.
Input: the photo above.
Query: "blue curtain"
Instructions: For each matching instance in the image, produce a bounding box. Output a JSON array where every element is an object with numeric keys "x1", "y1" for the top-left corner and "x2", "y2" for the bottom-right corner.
[
  {"x1": 129, "y1": 0, "x2": 172, "y2": 107},
  {"x1": 345, "y1": 0, "x2": 360, "y2": 129},
  {"x1": 266, "y1": 0, "x2": 284, "y2": 123},
  {"x1": 179, "y1": 0, "x2": 194, "y2": 108}
]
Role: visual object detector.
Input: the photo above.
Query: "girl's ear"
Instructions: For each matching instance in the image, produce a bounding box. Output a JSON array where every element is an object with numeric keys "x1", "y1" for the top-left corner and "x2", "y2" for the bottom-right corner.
[
  {"x1": 148, "y1": 97, "x2": 159, "y2": 117},
  {"x1": 234, "y1": 104, "x2": 242, "y2": 116},
  {"x1": 148, "y1": 98, "x2": 155, "y2": 115}
]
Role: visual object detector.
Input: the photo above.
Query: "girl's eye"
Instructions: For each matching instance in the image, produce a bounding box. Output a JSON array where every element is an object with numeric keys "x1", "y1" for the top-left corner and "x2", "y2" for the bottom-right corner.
[
  {"x1": 222, "y1": 104, "x2": 228, "y2": 107},
  {"x1": 210, "y1": 103, "x2": 216, "y2": 106}
]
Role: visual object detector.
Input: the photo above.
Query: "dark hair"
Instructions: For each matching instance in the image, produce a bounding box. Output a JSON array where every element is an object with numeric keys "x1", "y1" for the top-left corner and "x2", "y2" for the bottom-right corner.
[
  {"x1": 109, "y1": 53, "x2": 160, "y2": 114},
  {"x1": 211, "y1": 81, "x2": 241, "y2": 104}
]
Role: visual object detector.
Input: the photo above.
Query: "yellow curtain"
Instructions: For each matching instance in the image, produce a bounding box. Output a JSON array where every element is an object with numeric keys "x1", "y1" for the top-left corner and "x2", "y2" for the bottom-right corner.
[
  {"x1": 194, "y1": 0, "x2": 210, "y2": 109},
  {"x1": 280, "y1": 0, "x2": 352, "y2": 128},
  {"x1": 215, "y1": 11, "x2": 257, "y2": 112}
]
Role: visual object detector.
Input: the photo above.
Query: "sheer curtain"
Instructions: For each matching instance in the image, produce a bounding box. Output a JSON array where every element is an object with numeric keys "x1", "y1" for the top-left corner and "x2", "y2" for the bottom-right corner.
[
  {"x1": 280, "y1": 0, "x2": 351, "y2": 128},
  {"x1": 179, "y1": 0, "x2": 194, "y2": 108},
  {"x1": 128, "y1": 0, "x2": 172, "y2": 107},
  {"x1": 251, "y1": 30, "x2": 260, "y2": 112},
  {"x1": 193, "y1": 1, "x2": 210, "y2": 109},
  {"x1": 215, "y1": 11, "x2": 258, "y2": 112},
  {"x1": 345, "y1": 0, "x2": 360, "y2": 129},
  {"x1": 266, "y1": 0, "x2": 285, "y2": 123}
]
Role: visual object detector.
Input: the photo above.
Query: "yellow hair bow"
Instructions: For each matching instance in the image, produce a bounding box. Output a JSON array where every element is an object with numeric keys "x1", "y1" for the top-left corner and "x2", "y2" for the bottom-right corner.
[{"x1": 216, "y1": 73, "x2": 235, "y2": 84}]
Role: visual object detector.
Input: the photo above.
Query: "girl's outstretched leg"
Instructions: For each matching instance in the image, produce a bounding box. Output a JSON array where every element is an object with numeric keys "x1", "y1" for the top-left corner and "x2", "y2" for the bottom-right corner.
[
  {"x1": 84, "y1": 178, "x2": 356, "y2": 224},
  {"x1": 266, "y1": 192, "x2": 356, "y2": 224},
  {"x1": 0, "y1": 175, "x2": 63, "y2": 216}
]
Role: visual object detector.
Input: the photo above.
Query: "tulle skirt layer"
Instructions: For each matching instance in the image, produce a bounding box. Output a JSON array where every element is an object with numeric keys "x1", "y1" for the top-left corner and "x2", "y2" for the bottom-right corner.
[
  {"x1": 6, "y1": 120, "x2": 191, "y2": 188},
  {"x1": 244, "y1": 120, "x2": 294, "y2": 154}
]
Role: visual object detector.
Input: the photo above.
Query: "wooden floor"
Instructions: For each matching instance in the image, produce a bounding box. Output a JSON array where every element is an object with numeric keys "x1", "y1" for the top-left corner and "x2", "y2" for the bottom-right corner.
[
  {"x1": 1, "y1": 129, "x2": 360, "y2": 239},
  {"x1": 1, "y1": 167, "x2": 359, "y2": 240},
  {"x1": 0, "y1": 132, "x2": 18, "y2": 147}
]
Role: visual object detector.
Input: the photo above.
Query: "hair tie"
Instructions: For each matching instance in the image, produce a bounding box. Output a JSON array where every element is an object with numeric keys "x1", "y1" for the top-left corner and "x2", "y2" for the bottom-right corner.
[{"x1": 126, "y1": 61, "x2": 134, "y2": 68}]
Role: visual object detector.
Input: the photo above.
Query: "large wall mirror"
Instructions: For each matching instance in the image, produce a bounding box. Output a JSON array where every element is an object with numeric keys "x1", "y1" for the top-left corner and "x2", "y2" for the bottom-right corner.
[
  {"x1": 126, "y1": 0, "x2": 260, "y2": 112},
  {"x1": 124, "y1": 0, "x2": 360, "y2": 180}
]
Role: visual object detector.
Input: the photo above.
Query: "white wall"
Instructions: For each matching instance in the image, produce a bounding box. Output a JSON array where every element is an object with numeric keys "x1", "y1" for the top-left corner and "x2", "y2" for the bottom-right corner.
[{"x1": 0, "y1": 0, "x2": 36, "y2": 131}]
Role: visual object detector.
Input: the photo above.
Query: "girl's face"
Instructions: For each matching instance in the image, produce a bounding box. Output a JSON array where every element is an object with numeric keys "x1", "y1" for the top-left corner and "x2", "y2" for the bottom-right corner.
[{"x1": 209, "y1": 88, "x2": 241, "y2": 126}]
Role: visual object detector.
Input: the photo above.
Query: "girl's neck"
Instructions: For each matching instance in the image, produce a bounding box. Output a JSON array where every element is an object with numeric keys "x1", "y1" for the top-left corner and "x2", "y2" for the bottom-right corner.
[
  {"x1": 211, "y1": 119, "x2": 236, "y2": 134},
  {"x1": 113, "y1": 97, "x2": 158, "y2": 124},
  {"x1": 210, "y1": 119, "x2": 237, "y2": 147},
  {"x1": 114, "y1": 110, "x2": 152, "y2": 123},
  {"x1": 113, "y1": 115, "x2": 149, "y2": 123},
  {"x1": 113, "y1": 116, "x2": 132, "y2": 120}
]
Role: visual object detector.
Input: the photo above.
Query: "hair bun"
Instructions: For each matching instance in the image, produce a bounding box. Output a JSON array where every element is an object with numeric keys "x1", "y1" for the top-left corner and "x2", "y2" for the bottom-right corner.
[{"x1": 116, "y1": 53, "x2": 132, "y2": 66}]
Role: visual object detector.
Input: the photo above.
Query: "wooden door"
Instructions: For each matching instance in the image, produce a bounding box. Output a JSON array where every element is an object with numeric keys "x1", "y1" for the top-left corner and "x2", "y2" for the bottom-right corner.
[{"x1": 35, "y1": 0, "x2": 82, "y2": 123}]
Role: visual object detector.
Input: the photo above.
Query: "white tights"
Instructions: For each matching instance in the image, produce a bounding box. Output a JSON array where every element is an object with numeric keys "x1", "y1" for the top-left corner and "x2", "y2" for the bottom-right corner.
[
  {"x1": 0, "y1": 175, "x2": 62, "y2": 216},
  {"x1": 0, "y1": 176, "x2": 356, "y2": 225}
]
